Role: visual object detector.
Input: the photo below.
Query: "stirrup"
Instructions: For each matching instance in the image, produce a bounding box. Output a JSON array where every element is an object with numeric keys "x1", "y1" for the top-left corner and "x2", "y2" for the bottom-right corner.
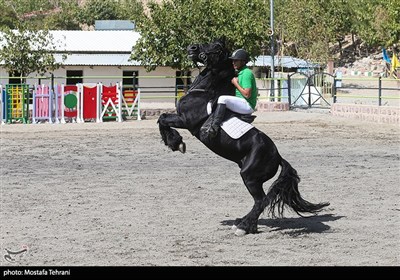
[
  {"x1": 200, "y1": 123, "x2": 219, "y2": 139},
  {"x1": 200, "y1": 122, "x2": 212, "y2": 134},
  {"x1": 208, "y1": 125, "x2": 220, "y2": 138}
]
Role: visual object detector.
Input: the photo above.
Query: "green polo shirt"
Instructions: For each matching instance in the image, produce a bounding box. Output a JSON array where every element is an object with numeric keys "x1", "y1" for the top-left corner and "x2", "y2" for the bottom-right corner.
[{"x1": 235, "y1": 66, "x2": 257, "y2": 109}]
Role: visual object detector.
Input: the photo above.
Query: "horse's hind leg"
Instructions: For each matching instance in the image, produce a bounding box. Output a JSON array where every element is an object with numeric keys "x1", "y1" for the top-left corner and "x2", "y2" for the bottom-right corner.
[
  {"x1": 234, "y1": 147, "x2": 280, "y2": 236},
  {"x1": 232, "y1": 179, "x2": 265, "y2": 236}
]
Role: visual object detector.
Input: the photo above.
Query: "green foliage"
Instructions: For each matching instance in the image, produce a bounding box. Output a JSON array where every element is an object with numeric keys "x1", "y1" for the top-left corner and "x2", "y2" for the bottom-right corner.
[
  {"x1": 131, "y1": 0, "x2": 270, "y2": 72},
  {"x1": 275, "y1": 0, "x2": 344, "y2": 63},
  {"x1": 77, "y1": 0, "x2": 121, "y2": 27},
  {"x1": 371, "y1": 0, "x2": 400, "y2": 47},
  {"x1": 42, "y1": 1, "x2": 81, "y2": 30},
  {"x1": 1, "y1": 0, "x2": 81, "y2": 30},
  {"x1": 345, "y1": 0, "x2": 399, "y2": 47},
  {"x1": 0, "y1": 0, "x2": 399, "y2": 70},
  {"x1": 0, "y1": 0, "x2": 19, "y2": 29},
  {"x1": 0, "y1": 23, "x2": 65, "y2": 79},
  {"x1": 274, "y1": 0, "x2": 399, "y2": 63},
  {"x1": 4, "y1": 0, "x2": 54, "y2": 15},
  {"x1": 118, "y1": 0, "x2": 146, "y2": 21}
]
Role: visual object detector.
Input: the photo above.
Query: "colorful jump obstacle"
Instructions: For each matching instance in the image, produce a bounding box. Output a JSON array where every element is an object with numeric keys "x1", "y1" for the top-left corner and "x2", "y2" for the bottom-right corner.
[
  {"x1": 99, "y1": 83, "x2": 122, "y2": 122},
  {"x1": 81, "y1": 84, "x2": 98, "y2": 122},
  {"x1": 97, "y1": 84, "x2": 141, "y2": 122},
  {"x1": 5, "y1": 84, "x2": 30, "y2": 124},
  {"x1": 55, "y1": 84, "x2": 80, "y2": 123},
  {"x1": 38, "y1": 82, "x2": 141, "y2": 124},
  {"x1": 32, "y1": 84, "x2": 53, "y2": 123},
  {"x1": 122, "y1": 89, "x2": 141, "y2": 121},
  {"x1": 1, "y1": 82, "x2": 141, "y2": 125}
]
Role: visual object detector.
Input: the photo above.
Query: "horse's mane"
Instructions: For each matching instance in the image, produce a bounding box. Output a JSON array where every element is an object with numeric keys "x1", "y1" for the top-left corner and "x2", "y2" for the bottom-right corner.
[{"x1": 188, "y1": 39, "x2": 235, "y2": 97}]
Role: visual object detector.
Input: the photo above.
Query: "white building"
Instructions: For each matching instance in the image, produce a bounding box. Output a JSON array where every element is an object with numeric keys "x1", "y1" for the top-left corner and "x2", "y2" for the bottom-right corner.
[
  {"x1": 0, "y1": 29, "x2": 317, "y2": 104},
  {"x1": 0, "y1": 30, "x2": 200, "y2": 106}
]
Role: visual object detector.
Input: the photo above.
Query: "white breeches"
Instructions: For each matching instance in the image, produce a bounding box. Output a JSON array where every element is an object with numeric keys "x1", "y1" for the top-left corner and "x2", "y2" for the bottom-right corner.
[{"x1": 217, "y1": 95, "x2": 254, "y2": 115}]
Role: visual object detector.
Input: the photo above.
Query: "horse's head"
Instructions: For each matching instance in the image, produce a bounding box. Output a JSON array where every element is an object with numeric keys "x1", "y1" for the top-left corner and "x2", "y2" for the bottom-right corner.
[
  {"x1": 187, "y1": 38, "x2": 230, "y2": 69},
  {"x1": 186, "y1": 38, "x2": 235, "y2": 97}
]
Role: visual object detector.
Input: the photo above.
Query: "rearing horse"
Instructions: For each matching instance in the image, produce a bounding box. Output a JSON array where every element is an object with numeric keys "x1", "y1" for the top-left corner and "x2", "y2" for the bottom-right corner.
[{"x1": 158, "y1": 39, "x2": 329, "y2": 236}]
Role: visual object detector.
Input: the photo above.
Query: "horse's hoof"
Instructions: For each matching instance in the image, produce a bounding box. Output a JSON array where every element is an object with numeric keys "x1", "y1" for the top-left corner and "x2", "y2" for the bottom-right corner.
[
  {"x1": 178, "y1": 142, "x2": 186, "y2": 153},
  {"x1": 234, "y1": 228, "x2": 247, "y2": 236}
]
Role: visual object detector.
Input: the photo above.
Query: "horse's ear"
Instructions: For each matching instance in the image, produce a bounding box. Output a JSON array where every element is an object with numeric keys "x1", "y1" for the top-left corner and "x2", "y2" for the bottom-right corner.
[
  {"x1": 218, "y1": 37, "x2": 234, "y2": 52},
  {"x1": 218, "y1": 36, "x2": 226, "y2": 46},
  {"x1": 212, "y1": 36, "x2": 226, "y2": 47}
]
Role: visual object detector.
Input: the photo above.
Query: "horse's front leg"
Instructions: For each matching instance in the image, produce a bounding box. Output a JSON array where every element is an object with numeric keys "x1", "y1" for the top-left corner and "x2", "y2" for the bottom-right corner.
[{"x1": 157, "y1": 113, "x2": 187, "y2": 153}]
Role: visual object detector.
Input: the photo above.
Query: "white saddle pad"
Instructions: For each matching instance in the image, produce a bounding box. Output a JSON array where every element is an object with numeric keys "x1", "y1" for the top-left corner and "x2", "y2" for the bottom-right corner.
[{"x1": 221, "y1": 117, "x2": 253, "y2": 139}]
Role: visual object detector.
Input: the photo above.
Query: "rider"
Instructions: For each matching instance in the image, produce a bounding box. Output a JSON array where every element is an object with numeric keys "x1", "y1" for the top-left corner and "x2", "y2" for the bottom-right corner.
[{"x1": 203, "y1": 48, "x2": 258, "y2": 138}]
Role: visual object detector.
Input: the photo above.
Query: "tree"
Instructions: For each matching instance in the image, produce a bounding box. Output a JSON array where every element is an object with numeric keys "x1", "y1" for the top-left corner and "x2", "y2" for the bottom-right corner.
[
  {"x1": 274, "y1": 0, "x2": 332, "y2": 63},
  {"x1": 274, "y1": 0, "x2": 400, "y2": 63},
  {"x1": 1, "y1": 0, "x2": 397, "y2": 71},
  {"x1": 0, "y1": 24, "x2": 65, "y2": 82},
  {"x1": 348, "y1": 0, "x2": 400, "y2": 49},
  {"x1": 1, "y1": 0, "x2": 81, "y2": 30},
  {"x1": 118, "y1": 0, "x2": 147, "y2": 21},
  {"x1": 4, "y1": 0, "x2": 54, "y2": 15},
  {"x1": 42, "y1": 0, "x2": 81, "y2": 30},
  {"x1": 130, "y1": 0, "x2": 271, "y2": 73},
  {"x1": 0, "y1": 0, "x2": 19, "y2": 29},
  {"x1": 77, "y1": 0, "x2": 121, "y2": 27},
  {"x1": 369, "y1": 0, "x2": 400, "y2": 48}
]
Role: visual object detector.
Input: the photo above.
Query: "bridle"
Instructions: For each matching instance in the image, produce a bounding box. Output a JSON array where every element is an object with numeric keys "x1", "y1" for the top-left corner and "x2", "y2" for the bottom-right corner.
[
  {"x1": 186, "y1": 41, "x2": 231, "y2": 95},
  {"x1": 197, "y1": 42, "x2": 227, "y2": 68}
]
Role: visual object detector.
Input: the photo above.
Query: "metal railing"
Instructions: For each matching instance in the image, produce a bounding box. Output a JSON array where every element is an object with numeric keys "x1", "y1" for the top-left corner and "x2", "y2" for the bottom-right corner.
[{"x1": 1, "y1": 74, "x2": 399, "y2": 108}]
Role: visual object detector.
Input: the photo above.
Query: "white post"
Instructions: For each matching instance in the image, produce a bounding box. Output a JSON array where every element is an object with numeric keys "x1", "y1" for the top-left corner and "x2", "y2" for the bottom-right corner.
[
  {"x1": 137, "y1": 88, "x2": 141, "y2": 121},
  {"x1": 47, "y1": 84, "x2": 53, "y2": 124},
  {"x1": 117, "y1": 82, "x2": 122, "y2": 122},
  {"x1": 97, "y1": 83, "x2": 103, "y2": 123},
  {"x1": 61, "y1": 84, "x2": 66, "y2": 124},
  {"x1": 75, "y1": 83, "x2": 80, "y2": 123},
  {"x1": 77, "y1": 83, "x2": 82, "y2": 123},
  {"x1": 32, "y1": 84, "x2": 37, "y2": 124},
  {"x1": 54, "y1": 84, "x2": 60, "y2": 124},
  {"x1": 96, "y1": 83, "x2": 101, "y2": 123}
]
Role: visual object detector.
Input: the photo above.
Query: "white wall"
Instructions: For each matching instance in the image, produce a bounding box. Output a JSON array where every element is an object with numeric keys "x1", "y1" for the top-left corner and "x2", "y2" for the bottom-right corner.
[{"x1": 0, "y1": 65, "x2": 200, "y2": 104}]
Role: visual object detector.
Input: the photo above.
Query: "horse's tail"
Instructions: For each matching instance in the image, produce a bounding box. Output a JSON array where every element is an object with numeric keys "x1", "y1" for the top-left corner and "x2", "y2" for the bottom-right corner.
[{"x1": 266, "y1": 158, "x2": 329, "y2": 218}]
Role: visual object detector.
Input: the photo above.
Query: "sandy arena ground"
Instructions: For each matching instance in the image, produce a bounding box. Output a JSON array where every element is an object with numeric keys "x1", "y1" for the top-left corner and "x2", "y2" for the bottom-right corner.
[{"x1": 1, "y1": 110, "x2": 399, "y2": 266}]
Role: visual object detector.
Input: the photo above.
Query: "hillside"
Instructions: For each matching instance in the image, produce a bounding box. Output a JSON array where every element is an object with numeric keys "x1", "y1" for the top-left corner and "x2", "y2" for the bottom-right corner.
[{"x1": 331, "y1": 36, "x2": 390, "y2": 77}]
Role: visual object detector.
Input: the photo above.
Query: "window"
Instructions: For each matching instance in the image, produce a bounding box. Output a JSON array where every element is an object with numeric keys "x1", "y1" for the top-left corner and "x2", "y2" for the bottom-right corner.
[
  {"x1": 122, "y1": 70, "x2": 139, "y2": 91},
  {"x1": 8, "y1": 71, "x2": 22, "y2": 84},
  {"x1": 66, "y1": 70, "x2": 83, "y2": 85}
]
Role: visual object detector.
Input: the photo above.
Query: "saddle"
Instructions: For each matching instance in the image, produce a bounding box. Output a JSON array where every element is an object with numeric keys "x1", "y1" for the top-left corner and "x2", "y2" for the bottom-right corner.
[
  {"x1": 226, "y1": 110, "x2": 256, "y2": 124},
  {"x1": 208, "y1": 99, "x2": 256, "y2": 124},
  {"x1": 200, "y1": 100, "x2": 256, "y2": 141}
]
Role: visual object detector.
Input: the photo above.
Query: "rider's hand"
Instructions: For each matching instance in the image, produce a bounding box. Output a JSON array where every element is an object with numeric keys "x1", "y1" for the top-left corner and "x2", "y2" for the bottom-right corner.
[{"x1": 231, "y1": 77, "x2": 239, "y2": 86}]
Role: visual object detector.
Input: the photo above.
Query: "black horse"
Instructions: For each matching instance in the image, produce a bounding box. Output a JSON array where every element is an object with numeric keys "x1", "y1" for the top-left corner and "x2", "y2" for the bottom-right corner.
[{"x1": 158, "y1": 39, "x2": 329, "y2": 236}]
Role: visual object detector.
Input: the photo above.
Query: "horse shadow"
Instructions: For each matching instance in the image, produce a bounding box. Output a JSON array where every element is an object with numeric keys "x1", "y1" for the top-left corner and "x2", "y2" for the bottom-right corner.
[{"x1": 221, "y1": 214, "x2": 343, "y2": 236}]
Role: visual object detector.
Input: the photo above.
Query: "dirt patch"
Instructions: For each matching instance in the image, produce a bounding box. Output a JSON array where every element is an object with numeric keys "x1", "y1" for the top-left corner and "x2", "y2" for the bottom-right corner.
[{"x1": 1, "y1": 111, "x2": 399, "y2": 266}]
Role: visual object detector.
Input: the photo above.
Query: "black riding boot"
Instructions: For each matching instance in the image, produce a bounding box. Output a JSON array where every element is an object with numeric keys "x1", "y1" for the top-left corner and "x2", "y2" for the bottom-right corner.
[{"x1": 208, "y1": 103, "x2": 226, "y2": 138}]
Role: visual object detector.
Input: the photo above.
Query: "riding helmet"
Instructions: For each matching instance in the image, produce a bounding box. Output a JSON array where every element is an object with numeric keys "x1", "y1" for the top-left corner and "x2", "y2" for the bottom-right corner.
[{"x1": 229, "y1": 49, "x2": 249, "y2": 62}]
